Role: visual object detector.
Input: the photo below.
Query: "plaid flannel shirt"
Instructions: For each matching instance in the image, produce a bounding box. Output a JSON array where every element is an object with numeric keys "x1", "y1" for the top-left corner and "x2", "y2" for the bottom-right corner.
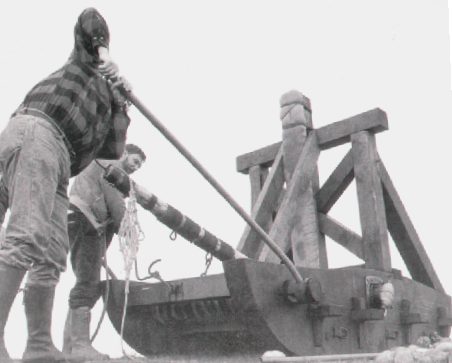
[{"x1": 14, "y1": 8, "x2": 130, "y2": 176}]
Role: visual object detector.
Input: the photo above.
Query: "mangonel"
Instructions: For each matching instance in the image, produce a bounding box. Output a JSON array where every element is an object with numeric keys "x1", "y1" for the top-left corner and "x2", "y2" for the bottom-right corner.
[{"x1": 102, "y1": 92, "x2": 452, "y2": 362}]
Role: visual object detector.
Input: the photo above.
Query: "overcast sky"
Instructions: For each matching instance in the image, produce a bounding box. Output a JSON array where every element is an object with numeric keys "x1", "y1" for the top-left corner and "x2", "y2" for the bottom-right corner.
[{"x1": 0, "y1": 0, "x2": 451, "y2": 358}]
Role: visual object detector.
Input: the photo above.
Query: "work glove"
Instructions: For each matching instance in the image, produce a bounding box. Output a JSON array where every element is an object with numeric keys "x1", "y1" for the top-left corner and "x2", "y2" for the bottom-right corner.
[
  {"x1": 97, "y1": 46, "x2": 132, "y2": 109},
  {"x1": 103, "y1": 164, "x2": 131, "y2": 196},
  {"x1": 110, "y1": 76, "x2": 132, "y2": 111}
]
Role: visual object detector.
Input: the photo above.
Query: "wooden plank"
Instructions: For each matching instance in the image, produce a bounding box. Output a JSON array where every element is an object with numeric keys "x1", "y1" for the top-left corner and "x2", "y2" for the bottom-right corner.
[
  {"x1": 236, "y1": 142, "x2": 280, "y2": 174},
  {"x1": 313, "y1": 167, "x2": 328, "y2": 268},
  {"x1": 378, "y1": 159, "x2": 444, "y2": 291},
  {"x1": 351, "y1": 131, "x2": 391, "y2": 271},
  {"x1": 316, "y1": 149, "x2": 354, "y2": 213},
  {"x1": 237, "y1": 148, "x2": 285, "y2": 258},
  {"x1": 317, "y1": 108, "x2": 388, "y2": 150},
  {"x1": 318, "y1": 213, "x2": 364, "y2": 260},
  {"x1": 249, "y1": 165, "x2": 263, "y2": 208},
  {"x1": 261, "y1": 353, "x2": 378, "y2": 363},
  {"x1": 127, "y1": 274, "x2": 230, "y2": 306},
  {"x1": 258, "y1": 132, "x2": 321, "y2": 262}
]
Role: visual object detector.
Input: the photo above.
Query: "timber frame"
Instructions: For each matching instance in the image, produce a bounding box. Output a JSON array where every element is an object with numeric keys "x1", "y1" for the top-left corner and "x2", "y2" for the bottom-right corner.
[
  {"x1": 103, "y1": 92, "x2": 451, "y2": 358},
  {"x1": 236, "y1": 97, "x2": 443, "y2": 293}
]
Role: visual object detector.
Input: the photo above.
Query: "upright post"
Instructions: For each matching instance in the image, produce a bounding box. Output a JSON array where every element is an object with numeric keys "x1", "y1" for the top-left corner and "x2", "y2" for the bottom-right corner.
[
  {"x1": 351, "y1": 131, "x2": 391, "y2": 271},
  {"x1": 279, "y1": 90, "x2": 327, "y2": 268}
]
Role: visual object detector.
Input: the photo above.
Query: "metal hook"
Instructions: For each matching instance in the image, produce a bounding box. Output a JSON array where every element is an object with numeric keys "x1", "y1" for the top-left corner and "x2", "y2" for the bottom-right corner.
[
  {"x1": 147, "y1": 259, "x2": 171, "y2": 288},
  {"x1": 200, "y1": 252, "x2": 213, "y2": 277},
  {"x1": 169, "y1": 230, "x2": 177, "y2": 241}
]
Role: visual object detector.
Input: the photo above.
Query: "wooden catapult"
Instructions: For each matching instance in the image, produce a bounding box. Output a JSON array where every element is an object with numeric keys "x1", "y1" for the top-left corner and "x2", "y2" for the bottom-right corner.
[{"x1": 103, "y1": 90, "x2": 451, "y2": 361}]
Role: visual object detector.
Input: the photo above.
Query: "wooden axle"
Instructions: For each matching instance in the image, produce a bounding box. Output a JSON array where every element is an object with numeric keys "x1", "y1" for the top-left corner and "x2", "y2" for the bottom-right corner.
[
  {"x1": 135, "y1": 186, "x2": 247, "y2": 261},
  {"x1": 102, "y1": 166, "x2": 246, "y2": 261}
]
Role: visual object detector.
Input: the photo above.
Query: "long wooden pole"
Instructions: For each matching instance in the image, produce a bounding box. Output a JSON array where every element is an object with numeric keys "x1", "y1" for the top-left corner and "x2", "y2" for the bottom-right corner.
[{"x1": 126, "y1": 91, "x2": 303, "y2": 283}]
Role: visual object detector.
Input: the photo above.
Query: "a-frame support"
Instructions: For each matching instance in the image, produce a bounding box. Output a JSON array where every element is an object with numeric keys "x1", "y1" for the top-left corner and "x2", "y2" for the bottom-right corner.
[{"x1": 236, "y1": 91, "x2": 443, "y2": 291}]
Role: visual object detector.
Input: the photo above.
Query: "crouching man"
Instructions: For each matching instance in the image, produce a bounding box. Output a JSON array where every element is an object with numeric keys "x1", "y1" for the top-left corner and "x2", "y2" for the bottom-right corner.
[
  {"x1": 0, "y1": 7, "x2": 131, "y2": 363},
  {"x1": 64, "y1": 144, "x2": 146, "y2": 361}
]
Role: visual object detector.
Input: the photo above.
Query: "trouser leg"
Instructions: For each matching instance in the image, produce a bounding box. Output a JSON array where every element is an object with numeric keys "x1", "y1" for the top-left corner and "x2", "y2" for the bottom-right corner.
[
  {"x1": 0, "y1": 116, "x2": 71, "y2": 362},
  {"x1": 0, "y1": 117, "x2": 70, "y2": 272},
  {"x1": 68, "y1": 210, "x2": 104, "y2": 310},
  {"x1": 67, "y1": 210, "x2": 109, "y2": 361}
]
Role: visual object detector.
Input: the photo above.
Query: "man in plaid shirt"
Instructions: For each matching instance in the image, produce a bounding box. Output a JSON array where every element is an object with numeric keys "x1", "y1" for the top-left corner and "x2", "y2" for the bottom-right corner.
[{"x1": 0, "y1": 8, "x2": 132, "y2": 363}]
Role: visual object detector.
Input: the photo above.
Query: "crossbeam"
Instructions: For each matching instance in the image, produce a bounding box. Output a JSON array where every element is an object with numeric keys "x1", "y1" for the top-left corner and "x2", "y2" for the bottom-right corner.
[
  {"x1": 317, "y1": 108, "x2": 388, "y2": 150},
  {"x1": 236, "y1": 108, "x2": 388, "y2": 174},
  {"x1": 318, "y1": 213, "x2": 364, "y2": 260}
]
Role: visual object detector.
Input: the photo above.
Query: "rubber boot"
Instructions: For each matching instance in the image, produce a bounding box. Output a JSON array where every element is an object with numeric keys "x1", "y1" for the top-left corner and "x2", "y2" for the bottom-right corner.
[
  {"x1": 0, "y1": 262, "x2": 26, "y2": 363},
  {"x1": 22, "y1": 285, "x2": 66, "y2": 363},
  {"x1": 68, "y1": 306, "x2": 109, "y2": 362},
  {"x1": 62, "y1": 309, "x2": 72, "y2": 355}
]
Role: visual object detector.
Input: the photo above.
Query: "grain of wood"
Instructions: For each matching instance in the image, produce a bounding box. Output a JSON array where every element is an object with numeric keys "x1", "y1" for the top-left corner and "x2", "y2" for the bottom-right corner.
[{"x1": 351, "y1": 131, "x2": 391, "y2": 271}]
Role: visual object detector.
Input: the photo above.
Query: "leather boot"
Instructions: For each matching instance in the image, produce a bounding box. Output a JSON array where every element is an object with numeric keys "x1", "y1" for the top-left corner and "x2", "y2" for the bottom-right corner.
[
  {"x1": 62, "y1": 309, "x2": 72, "y2": 355},
  {"x1": 22, "y1": 285, "x2": 66, "y2": 363},
  {"x1": 0, "y1": 262, "x2": 25, "y2": 363},
  {"x1": 68, "y1": 307, "x2": 109, "y2": 362}
]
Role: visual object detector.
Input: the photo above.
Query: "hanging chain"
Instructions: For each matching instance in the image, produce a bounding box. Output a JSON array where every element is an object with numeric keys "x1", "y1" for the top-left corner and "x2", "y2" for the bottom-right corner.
[{"x1": 200, "y1": 252, "x2": 213, "y2": 277}]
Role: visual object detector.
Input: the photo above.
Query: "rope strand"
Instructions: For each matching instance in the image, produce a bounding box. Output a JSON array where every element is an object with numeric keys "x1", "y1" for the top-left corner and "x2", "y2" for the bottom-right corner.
[{"x1": 117, "y1": 183, "x2": 144, "y2": 358}]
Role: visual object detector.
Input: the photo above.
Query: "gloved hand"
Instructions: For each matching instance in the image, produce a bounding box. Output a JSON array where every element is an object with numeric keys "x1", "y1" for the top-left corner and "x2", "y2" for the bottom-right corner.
[
  {"x1": 97, "y1": 46, "x2": 132, "y2": 109},
  {"x1": 103, "y1": 164, "x2": 131, "y2": 196},
  {"x1": 111, "y1": 76, "x2": 132, "y2": 92},
  {"x1": 110, "y1": 76, "x2": 132, "y2": 111}
]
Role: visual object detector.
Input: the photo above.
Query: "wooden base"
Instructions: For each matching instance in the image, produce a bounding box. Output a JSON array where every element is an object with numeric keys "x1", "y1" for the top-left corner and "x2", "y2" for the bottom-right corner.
[{"x1": 102, "y1": 259, "x2": 451, "y2": 360}]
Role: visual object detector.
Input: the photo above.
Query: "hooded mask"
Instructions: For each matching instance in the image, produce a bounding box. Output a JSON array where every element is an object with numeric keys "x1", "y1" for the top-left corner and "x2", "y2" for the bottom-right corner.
[{"x1": 71, "y1": 8, "x2": 110, "y2": 65}]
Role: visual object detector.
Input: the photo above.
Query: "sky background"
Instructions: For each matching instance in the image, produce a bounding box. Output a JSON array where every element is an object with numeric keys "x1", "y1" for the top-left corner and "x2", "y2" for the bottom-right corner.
[{"x1": 0, "y1": 0, "x2": 451, "y2": 358}]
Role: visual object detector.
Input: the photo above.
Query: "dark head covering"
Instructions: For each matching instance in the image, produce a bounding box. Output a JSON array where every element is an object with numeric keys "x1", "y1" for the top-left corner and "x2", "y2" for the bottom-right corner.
[{"x1": 71, "y1": 8, "x2": 110, "y2": 64}]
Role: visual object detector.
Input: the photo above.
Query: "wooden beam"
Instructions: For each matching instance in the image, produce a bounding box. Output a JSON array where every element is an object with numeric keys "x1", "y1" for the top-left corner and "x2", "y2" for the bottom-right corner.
[
  {"x1": 261, "y1": 353, "x2": 378, "y2": 363},
  {"x1": 236, "y1": 142, "x2": 280, "y2": 174},
  {"x1": 280, "y1": 91, "x2": 325, "y2": 268},
  {"x1": 316, "y1": 149, "x2": 354, "y2": 213},
  {"x1": 249, "y1": 165, "x2": 267, "y2": 209},
  {"x1": 259, "y1": 132, "x2": 321, "y2": 262},
  {"x1": 318, "y1": 213, "x2": 364, "y2": 260},
  {"x1": 312, "y1": 163, "x2": 328, "y2": 268},
  {"x1": 378, "y1": 159, "x2": 444, "y2": 292},
  {"x1": 351, "y1": 131, "x2": 391, "y2": 271},
  {"x1": 128, "y1": 274, "x2": 229, "y2": 306},
  {"x1": 236, "y1": 108, "x2": 388, "y2": 174},
  {"x1": 317, "y1": 108, "x2": 388, "y2": 150},
  {"x1": 237, "y1": 148, "x2": 285, "y2": 258}
]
